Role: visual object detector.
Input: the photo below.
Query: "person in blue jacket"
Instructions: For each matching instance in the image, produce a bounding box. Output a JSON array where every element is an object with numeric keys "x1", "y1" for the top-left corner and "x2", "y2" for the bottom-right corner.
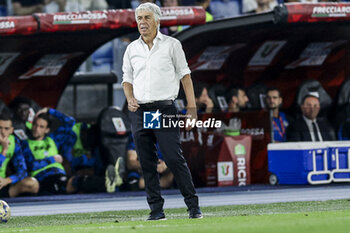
[
  {"x1": 21, "y1": 108, "x2": 75, "y2": 195},
  {"x1": 0, "y1": 113, "x2": 39, "y2": 197}
]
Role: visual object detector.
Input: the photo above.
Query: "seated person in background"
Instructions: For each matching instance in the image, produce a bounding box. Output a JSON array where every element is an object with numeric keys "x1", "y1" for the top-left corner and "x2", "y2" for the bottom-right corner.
[
  {"x1": 243, "y1": 0, "x2": 277, "y2": 14},
  {"x1": 194, "y1": 82, "x2": 214, "y2": 114},
  {"x1": 12, "y1": 0, "x2": 47, "y2": 15},
  {"x1": 44, "y1": 0, "x2": 66, "y2": 13},
  {"x1": 160, "y1": 0, "x2": 182, "y2": 36},
  {"x1": 195, "y1": 0, "x2": 213, "y2": 22},
  {"x1": 8, "y1": 96, "x2": 36, "y2": 139},
  {"x1": 0, "y1": 113, "x2": 39, "y2": 197},
  {"x1": 287, "y1": 93, "x2": 336, "y2": 142},
  {"x1": 35, "y1": 107, "x2": 76, "y2": 170},
  {"x1": 178, "y1": 0, "x2": 213, "y2": 31},
  {"x1": 225, "y1": 87, "x2": 249, "y2": 113},
  {"x1": 266, "y1": 87, "x2": 289, "y2": 142},
  {"x1": 21, "y1": 109, "x2": 75, "y2": 195},
  {"x1": 59, "y1": 122, "x2": 102, "y2": 177},
  {"x1": 127, "y1": 136, "x2": 174, "y2": 191}
]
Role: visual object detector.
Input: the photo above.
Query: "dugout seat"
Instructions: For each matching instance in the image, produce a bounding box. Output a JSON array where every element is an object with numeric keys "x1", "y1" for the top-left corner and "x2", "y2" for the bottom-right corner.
[
  {"x1": 245, "y1": 83, "x2": 268, "y2": 110},
  {"x1": 293, "y1": 80, "x2": 332, "y2": 118},
  {"x1": 97, "y1": 106, "x2": 131, "y2": 171},
  {"x1": 208, "y1": 83, "x2": 228, "y2": 112}
]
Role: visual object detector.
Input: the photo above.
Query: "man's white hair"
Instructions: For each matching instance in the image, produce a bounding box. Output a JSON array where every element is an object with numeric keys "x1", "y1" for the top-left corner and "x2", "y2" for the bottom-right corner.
[{"x1": 135, "y1": 2, "x2": 161, "y2": 30}]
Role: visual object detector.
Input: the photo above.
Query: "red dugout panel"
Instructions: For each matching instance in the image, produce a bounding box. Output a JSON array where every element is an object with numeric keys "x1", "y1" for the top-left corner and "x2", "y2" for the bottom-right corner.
[
  {"x1": 35, "y1": 7, "x2": 205, "y2": 33},
  {"x1": 0, "y1": 16, "x2": 37, "y2": 36},
  {"x1": 274, "y1": 3, "x2": 350, "y2": 24}
]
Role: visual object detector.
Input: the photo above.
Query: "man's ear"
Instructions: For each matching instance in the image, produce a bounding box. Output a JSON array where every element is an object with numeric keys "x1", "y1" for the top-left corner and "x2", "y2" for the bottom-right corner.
[
  {"x1": 45, "y1": 128, "x2": 50, "y2": 134},
  {"x1": 232, "y1": 96, "x2": 238, "y2": 104}
]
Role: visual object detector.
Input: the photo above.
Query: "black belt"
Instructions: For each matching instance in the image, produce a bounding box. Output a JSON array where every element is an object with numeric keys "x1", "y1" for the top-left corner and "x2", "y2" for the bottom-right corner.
[{"x1": 139, "y1": 100, "x2": 173, "y2": 108}]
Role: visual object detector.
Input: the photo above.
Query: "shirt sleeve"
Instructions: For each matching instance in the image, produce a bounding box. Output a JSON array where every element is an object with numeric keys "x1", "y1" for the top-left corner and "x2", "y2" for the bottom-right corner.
[
  {"x1": 9, "y1": 139, "x2": 28, "y2": 184},
  {"x1": 48, "y1": 108, "x2": 75, "y2": 129},
  {"x1": 172, "y1": 40, "x2": 191, "y2": 80},
  {"x1": 51, "y1": 126, "x2": 75, "y2": 162},
  {"x1": 21, "y1": 140, "x2": 56, "y2": 174},
  {"x1": 49, "y1": 108, "x2": 75, "y2": 162},
  {"x1": 121, "y1": 45, "x2": 134, "y2": 85}
]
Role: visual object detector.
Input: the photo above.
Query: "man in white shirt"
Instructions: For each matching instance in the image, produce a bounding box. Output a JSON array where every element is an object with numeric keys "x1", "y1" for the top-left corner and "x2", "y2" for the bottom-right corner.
[
  {"x1": 122, "y1": 2, "x2": 202, "y2": 220},
  {"x1": 287, "y1": 93, "x2": 335, "y2": 142}
]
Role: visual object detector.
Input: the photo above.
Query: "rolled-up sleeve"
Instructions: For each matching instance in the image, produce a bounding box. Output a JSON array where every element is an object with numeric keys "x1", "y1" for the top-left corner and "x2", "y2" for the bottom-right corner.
[
  {"x1": 172, "y1": 40, "x2": 191, "y2": 80},
  {"x1": 122, "y1": 46, "x2": 134, "y2": 85}
]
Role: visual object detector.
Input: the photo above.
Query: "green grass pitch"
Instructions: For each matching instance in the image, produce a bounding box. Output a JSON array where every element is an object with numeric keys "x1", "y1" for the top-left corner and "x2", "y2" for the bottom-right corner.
[{"x1": 1, "y1": 199, "x2": 350, "y2": 233}]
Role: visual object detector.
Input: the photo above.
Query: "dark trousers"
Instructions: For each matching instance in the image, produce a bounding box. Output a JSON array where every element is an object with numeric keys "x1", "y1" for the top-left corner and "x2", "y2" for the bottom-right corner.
[{"x1": 129, "y1": 102, "x2": 199, "y2": 215}]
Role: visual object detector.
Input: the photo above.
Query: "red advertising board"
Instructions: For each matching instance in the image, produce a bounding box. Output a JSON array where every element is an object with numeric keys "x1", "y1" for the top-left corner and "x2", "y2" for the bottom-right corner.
[
  {"x1": 182, "y1": 110, "x2": 270, "y2": 187},
  {"x1": 284, "y1": 3, "x2": 350, "y2": 23},
  {"x1": 202, "y1": 134, "x2": 252, "y2": 187},
  {"x1": 36, "y1": 7, "x2": 205, "y2": 33},
  {"x1": 0, "y1": 16, "x2": 37, "y2": 36},
  {"x1": 0, "y1": 6, "x2": 205, "y2": 35}
]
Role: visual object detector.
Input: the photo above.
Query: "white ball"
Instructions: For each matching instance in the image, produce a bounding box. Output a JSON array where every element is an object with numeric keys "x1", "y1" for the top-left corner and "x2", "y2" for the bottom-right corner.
[{"x1": 0, "y1": 200, "x2": 11, "y2": 223}]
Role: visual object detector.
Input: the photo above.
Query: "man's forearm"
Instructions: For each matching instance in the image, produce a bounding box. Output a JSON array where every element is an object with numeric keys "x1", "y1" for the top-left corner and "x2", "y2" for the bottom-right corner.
[
  {"x1": 181, "y1": 74, "x2": 196, "y2": 108},
  {"x1": 123, "y1": 82, "x2": 135, "y2": 102}
]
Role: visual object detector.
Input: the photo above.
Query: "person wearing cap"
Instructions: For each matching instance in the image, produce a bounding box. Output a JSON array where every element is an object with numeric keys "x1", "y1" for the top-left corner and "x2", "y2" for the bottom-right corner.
[
  {"x1": 122, "y1": 2, "x2": 201, "y2": 220},
  {"x1": 287, "y1": 93, "x2": 335, "y2": 142}
]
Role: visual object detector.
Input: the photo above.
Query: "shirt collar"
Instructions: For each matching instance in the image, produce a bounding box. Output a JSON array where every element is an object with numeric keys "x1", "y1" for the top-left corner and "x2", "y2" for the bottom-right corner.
[
  {"x1": 138, "y1": 31, "x2": 163, "y2": 44},
  {"x1": 303, "y1": 115, "x2": 316, "y2": 124}
]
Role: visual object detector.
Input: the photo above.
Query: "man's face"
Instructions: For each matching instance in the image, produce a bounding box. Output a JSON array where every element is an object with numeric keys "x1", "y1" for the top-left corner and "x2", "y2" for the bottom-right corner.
[
  {"x1": 16, "y1": 103, "x2": 30, "y2": 122},
  {"x1": 136, "y1": 10, "x2": 158, "y2": 37},
  {"x1": 301, "y1": 96, "x2": 320, "y2": 120},
  {"x1": 32, "y1": 118, "x2": 50, "y2": 139},
  {"x1": 237, "y1": 90, "x2": 249, "y2": 108},
  {"x1": 0, "y1": 120, "x2": 13, "y2": 138},
  {"x1": 198, "y1": 88, "x2": 210, "y2": 104},
  {"x1": 266, "y1": 90, "x2": 282, "y2": 109}
]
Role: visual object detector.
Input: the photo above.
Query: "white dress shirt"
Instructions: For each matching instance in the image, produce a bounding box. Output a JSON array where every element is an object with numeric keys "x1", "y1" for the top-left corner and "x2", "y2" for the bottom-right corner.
[
  {"x1": 303, "y1": 115, "x2": 323, "y2": 142},
  {"x1": 122, "y1": 31, "x2": 191, "y2": 104}
]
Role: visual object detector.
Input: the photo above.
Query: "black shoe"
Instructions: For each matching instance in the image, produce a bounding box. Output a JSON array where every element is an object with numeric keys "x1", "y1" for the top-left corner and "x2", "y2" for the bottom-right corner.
[
  {"x1": 189, "y1": 208, "x2": 203, "y2": 219},
  {"x1": 146, "y1": 212, "x2": 167, "y2": 221}
]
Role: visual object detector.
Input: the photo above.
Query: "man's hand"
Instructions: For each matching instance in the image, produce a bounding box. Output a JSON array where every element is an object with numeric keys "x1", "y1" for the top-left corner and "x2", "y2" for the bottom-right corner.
[
  {"x1": 203, "y1": 97, "x2": 214, "y2": 113},
  {"x1": 128, "y1": 98, "x2": 140, "y2": 112},
  {"x1": 53, "y1": 154, "x2": 63, "y2": 164},
  {"x1": 0, "y1": 134, "x2": 9, "y2": 155},
  {"x1": 35, "y1": 107, "x2": 49, "y2": 118},
  {"x1": 157, "y1": 160, "x2": 167, "y2": 174},
  {"x1": 0, "y1": 177, "x2": 11, "y2": 190},
  {"x1": 185, "y1": 107, "x2": 197, "y2": 131}
]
